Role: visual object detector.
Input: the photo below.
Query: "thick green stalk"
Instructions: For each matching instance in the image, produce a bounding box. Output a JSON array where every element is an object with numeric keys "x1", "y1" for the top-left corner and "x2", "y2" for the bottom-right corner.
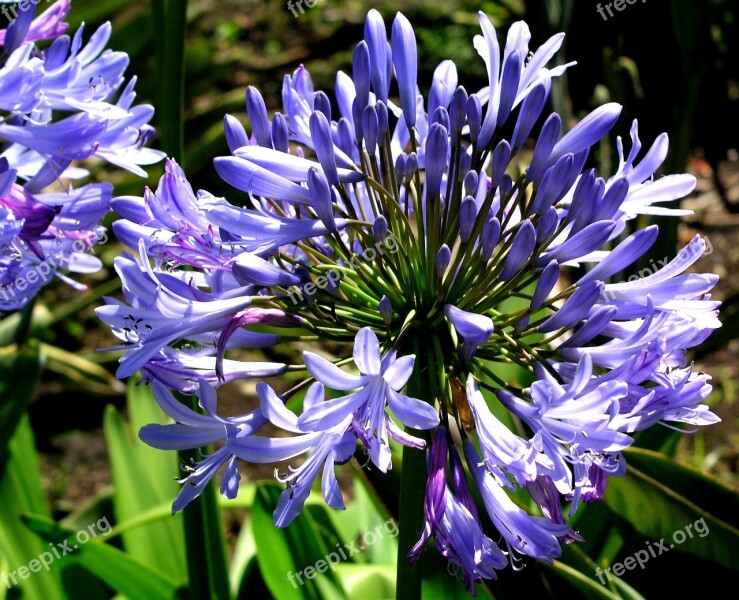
[
  {"x1": 179, "y1": 394, "x2": 231, "y2": 600},
  {"x1": 153, "y1": 0, "x2": 187, "y2": 163},
  {"x1": 13, "y1": 297, "x2": 36, "y2": 347},
  {"x1": 395, "y1": 337, "x2": 432, "y2": 600},
  {"x1": 151, "y1": 2, "x2": 228, "y2": 598},
  {"x1": 396, "y1": 436, "x2": 426, "y2": 599}
]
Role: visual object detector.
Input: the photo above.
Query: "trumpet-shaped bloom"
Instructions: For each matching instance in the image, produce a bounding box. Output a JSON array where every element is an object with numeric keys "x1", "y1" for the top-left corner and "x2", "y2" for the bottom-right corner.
[
  {"x1": 0, "y1": 1, "x2": 162, "y2": 311},
  {"x1": 299, "y1": 327, "x2": 439, "y2": 472},
  {"x1": 99, "y1": 9, "x2": 720, "y2": 587}
]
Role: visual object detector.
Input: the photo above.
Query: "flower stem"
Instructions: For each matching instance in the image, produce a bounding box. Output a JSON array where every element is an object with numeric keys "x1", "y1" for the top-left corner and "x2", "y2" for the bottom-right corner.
[
  {"x1": 396, "y1": 337, "x2": 433, "y2": 600},
  {"x1": 396, "y1": 434, "x2": 426, "y2": 599},
  {"x1": 153, "y1": 0, "x2": 187, "y2": 163},
  {"x1": 179, "y1": 395, "x2": 230, "y2": 600},
  {"x1": 151, "y1": 2, "x2": 229, "y2": 597}
]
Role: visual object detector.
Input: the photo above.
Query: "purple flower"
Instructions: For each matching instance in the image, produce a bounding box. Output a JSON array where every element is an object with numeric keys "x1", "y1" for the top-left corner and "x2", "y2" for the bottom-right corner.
[
  {"x1": 410, "y1": 429, "x2": 507, "y2": 595},
  {"x1": 98, "y1": 9, "x2": 721, "y2": 577},
  {"x1": 251, "y1": 382, "x2": 357, "y2": 527},
  {"x1": 0, "y1": 1, "x2": 162, "y2": 310},
  {"x1": 298, "y1": 327, "x2": 439, "y2": 471}
]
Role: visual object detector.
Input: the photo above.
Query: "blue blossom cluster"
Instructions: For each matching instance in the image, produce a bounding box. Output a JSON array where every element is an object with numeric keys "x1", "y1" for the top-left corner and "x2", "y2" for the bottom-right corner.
[
  {"x1": 98, "y1": 9, "x2": 720, "y2": 591},
  {"x1": 0, "y1": 0, "x2": 163, "y2": 310}
]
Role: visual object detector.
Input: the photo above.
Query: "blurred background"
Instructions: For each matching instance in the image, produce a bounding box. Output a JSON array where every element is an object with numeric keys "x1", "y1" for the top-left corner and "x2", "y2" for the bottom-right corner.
[{"x1": 2, "y1": 0, "x2": 737, "y2": 598}]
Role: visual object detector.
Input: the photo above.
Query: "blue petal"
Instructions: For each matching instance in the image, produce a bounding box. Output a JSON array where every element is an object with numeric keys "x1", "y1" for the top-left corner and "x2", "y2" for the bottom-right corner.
[
  {"x1": 258, "y1": 382, "x2": 301, "y2": 433},
  {"x1": 227, "y1": 432, "x2": 321, "y2": 463},
  {"x1": 540, "y1": 220, "x2": 619, "y2": 266},
  {"x1": 233, "y1": 146, "x2": 363, "y2": 184},
  {"x1": 577, "y1": 226, "x2": 658, "y2": 286},
  {"x1": 445, "y1": 304, "x2": 494, "y2": 344},
  {"x1": 245, "y1": 86, "x2": 272, "y2": 148},
  {"x1": 539, "y1": 281, "x2": 604, "y2": 333},
  {"x1": 386, "y1": 388, "x2": 439, "y2": 430},
  {"x1": 304, "y1": 351, "x2": 367, "y2": 390},
  {"x1": 151, "y1": 381, "x2": 217, "y2": 427},
  {"x1": 499, "y1": 220, "x2": 536, "y2": 281},
  {"x1": 353, "y1": 327, "x2": 381, "y2": 375},
  {"x1": 309, "y1": 110, "x2": 340, "y2": 185},
  {"x1": 139, "y1": 423, "x2": 224, "y2": 450},
  {"x1": 364, "y1": 9, "x2": 389, "y2": 102},
  {"x1": 391, "y1": 12, "x2": 418, "y2": 127},
  {"x1": 511, "y1": 84, "x2": 549, "y2": 152},
  {"x1": 231, "y1": 253, "x2": 302, "y2": 287},
  {"x1": 213, "y1": 156, "x2": 311, "y2": 204},
  {"x1": 383, "y1": 354, "x2": 416, "y2": 391},
  {"x1": 297, "y1": 388, "x2": 367, "y2": 432},
  {"x1": 223, "y1": 114, "x2": 249, "y2": 153},
  {"x1": 321, "y1": 454, "x2": 345, "y2": 509},
  {"x1": 549, "y1": 103, "x2": 622, "y2": 165}
]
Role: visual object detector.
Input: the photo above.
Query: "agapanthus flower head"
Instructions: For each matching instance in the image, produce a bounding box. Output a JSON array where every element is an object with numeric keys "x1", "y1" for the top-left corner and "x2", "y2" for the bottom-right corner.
[
  {"x1": 100, "y1": 8, "x2": 720, "y2": 590},
  {"x1": 0, "y1": 1, "x2": 164, "y2": 311}
]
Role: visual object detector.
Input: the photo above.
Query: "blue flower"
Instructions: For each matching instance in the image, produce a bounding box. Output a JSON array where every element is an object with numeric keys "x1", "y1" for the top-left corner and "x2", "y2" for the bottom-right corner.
[
  {"x1": 464, "y1": 441, "x2": 571, "y2": 563},
  {"x1": 298, "y1": 327, "x2": 439, "y2": 472},
  {"x1": 249, "y1": 382, "x2": 357, "y2": 527},
  {"x1": 0, "y1": 1, "x2": 162, "y2": 310},
  {"x1": 140, "y1": 380, "x2": 270, "y2": 512},
  {"x1": 100, "y1": 8, "x2": 721, "y2": 582},
  {"x1": 410, "y1": 429, "x2": 507, "y2": 594}
]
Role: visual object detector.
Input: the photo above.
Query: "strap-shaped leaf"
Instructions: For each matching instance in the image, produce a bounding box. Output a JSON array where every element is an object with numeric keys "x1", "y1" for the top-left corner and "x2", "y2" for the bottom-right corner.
[
  {"x1": 604, "y1": 448, "x2": 739, "y2": 571},
  {"x1": 22, "y1": 515, "x2": 181, "y2": 600}
]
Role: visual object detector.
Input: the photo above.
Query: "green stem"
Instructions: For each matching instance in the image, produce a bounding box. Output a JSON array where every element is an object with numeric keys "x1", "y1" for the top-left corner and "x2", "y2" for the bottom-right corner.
[
  {"x1": 153, "y1": 0, "x2": 188, "y2": 163},
  {"x1": 396, "y1": 436, "x2": 426, "y2": 599},
  {"x1": 395, "y1": 338, "x2": 432, "y2": 600},
  {"x1": 150, "y1": 2, "x2": 228, "y2": 597},
  {"x1": 13, "y1": 297, "x2": 36, "y2": 347},
  {"x1": 179, "y1": 395, "x2": 231, "y2": 600}
]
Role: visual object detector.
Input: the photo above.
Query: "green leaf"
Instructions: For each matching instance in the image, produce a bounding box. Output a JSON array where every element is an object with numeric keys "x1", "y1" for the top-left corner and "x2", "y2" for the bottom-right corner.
[
  {"x1": 104, "y1": 501, "x2": 177, "y2": 539},
  {"x1": 0, "y1": 344, "x2": 43, "y2": 474},
  {"x1": 569, "y1": 501, "x2": 624, "y2": 565},
  {"x1": 0, "y1": 417, "x2": 63, "y2": 600},
  {"x1": 0, "y1": 551, "x2": 8, "y2": 600},
  {"x1": 604, "y1": 448, "x2": 739, "y2": 571},
  {"x1": 311, "y1": 476, "x2": 397, "y2": 566},
  {"x1": 126, "y1": 379, "x2": 185, "y2": 507},
  {"x1": 559, "y1": 541, "x2": 647, "y2": 600},
  {"x1": 22, "y1": 515, "x2": 181, "y2": 600},
  {"x1": 41, "y1": 343, "x2": 124, "y2": 396},
  {"x1": 632, "y1": 426, "x2": 682, "y2": 456},
  {"x1": 251, "y1": 483, "x2": 348, "y2": 600},
  {"x1": 103, "y1": 404, "x2": 187, "y2": 582},
  {"x1": 335, "y1": 564, "x2": 395, "y2": 599},
  {"x1": 230, "y1": 514, "x2": 258, "y2": 596},
  {"x1": 544, "y1": 561, "x2": 621, "y2": 600},
  {"x1": 0, "y1": 304, "x2": 51, "y2": 348}
]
